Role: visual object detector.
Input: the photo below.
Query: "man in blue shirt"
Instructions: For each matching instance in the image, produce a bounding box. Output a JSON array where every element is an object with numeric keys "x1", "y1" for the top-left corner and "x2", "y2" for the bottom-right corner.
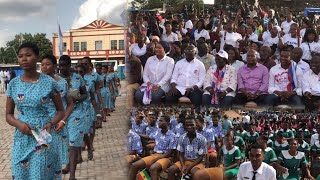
[
  {"x1": 167, "y1": 116, "x2": 207, "y2": 180},
  {"x1": 128, "y1": 115, "x2": 176, "y2": 180}
]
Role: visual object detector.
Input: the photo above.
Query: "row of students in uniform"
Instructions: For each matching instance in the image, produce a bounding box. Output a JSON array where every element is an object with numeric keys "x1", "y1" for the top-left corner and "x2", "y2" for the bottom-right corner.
[{"x1": 127, "y1": 107, "x2": 320, "y2": 179}]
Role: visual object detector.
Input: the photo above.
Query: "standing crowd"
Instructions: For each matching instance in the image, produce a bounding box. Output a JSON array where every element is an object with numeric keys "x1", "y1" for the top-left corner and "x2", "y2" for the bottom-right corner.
[
  {"x1": 5, "y1": 42, "x2": 120, "y2": 180},
  {"x1": 127, "y1": 106, "x2": 320, "y2": 180},
  {"x1": 126, "y1": 2, "x2": 320, "y2": 111}
]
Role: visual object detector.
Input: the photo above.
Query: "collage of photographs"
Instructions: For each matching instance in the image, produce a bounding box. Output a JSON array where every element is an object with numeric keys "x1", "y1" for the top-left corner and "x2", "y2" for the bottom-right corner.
[{"x1": 1, "y1": 0, "x2": 320, "y2": 180}]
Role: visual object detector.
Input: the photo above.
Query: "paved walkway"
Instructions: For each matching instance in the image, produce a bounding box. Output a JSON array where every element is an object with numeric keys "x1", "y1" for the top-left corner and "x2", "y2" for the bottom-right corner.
[{"x1": 0, "y1": 83, "x2": 128, "y2": 180}]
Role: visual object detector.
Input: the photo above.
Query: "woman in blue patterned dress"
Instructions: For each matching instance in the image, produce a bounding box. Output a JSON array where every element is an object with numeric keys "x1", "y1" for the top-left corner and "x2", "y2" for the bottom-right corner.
[
  {"x1": 102, "y1": 65, "x2": 113, "y2": 117},
  {"x1": 107, "y1": 65, "x2": 116, "y2": 109},
  {"x1": 41, "y1": 54, "x2": 75, "y2": 173},
  {"x1": 75, "y1": 64, "x2": 99, "y2": 161},
  {"x1": 95, "y1": 63, "x2": 109, "y2": 122},
  {"x1": 58, "y1": 55, "x2": 88, "y2": 180},
  {"x1": 5, "y1": 42, "x2": 65, "y2": 180},
  {"x1": 93, "y1": 63, "x2": 105, "y2": 126},
  {"x1": 80, "y1": 57, "x2": 103, "y2": 152}
]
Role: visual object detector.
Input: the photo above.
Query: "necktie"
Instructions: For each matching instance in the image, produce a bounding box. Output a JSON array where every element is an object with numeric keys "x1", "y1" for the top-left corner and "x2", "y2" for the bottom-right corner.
[{"x1": 252, "y1": 171, "x2": 257, "y2": 180}]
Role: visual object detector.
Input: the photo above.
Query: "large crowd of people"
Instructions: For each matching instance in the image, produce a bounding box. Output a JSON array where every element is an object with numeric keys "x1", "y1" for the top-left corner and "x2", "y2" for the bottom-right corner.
[
  {"x1": 126, "y1": 2, "x2": 320, "y2": 112},
  {"x1": 127, "y1": 106, "x2": 320, "y2": 180},
  {"x1": 5, "y1": 42, "x2": 120, "y2": 180}
]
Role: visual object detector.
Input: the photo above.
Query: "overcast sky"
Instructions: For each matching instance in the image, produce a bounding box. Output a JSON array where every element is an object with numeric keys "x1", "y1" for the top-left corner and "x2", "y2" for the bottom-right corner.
[{"x1": 0, "y1": 0, "x2": 127, "y2": 47}]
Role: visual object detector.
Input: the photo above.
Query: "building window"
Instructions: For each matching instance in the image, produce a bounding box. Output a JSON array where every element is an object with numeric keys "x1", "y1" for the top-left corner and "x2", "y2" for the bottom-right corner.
[
  {"x1": 63, "y1": 42, "x2": 67, "y2": 52},
  {"x1": 111, "y1": 40, "x2": 117, "y2": 50},
  {"x1": 81, "y1": 42, "x2": 87, "y2": 51},
  {"x1": 119, "y1": 40, "x2": 124, "y2": 50},
  {"x1": 74, "y1": 42, "x2": 79, "y2": 51},
  {"x1": 95, "y1": 41, "x2": 102, "y2": 50}
]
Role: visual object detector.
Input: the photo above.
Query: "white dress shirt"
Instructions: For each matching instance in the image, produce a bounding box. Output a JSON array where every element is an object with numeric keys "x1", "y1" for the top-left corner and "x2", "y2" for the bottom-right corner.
[
  {"x1": 300, "y1": 41, "x2": 320, "y2": 61},
  {"x1": 171, "y1": 58, "x2": 206, "y2": 95},
  {"x1": 220, "y1": 31, "x2": 242, "y2": 50},
  {"x1": 311, "y1": 133, "x2": 319, "y2": 146},
  {"x1": 230, "y1": 60, "x2": 245, "y2": 72},
  {"x1": 281, "y1": 34, "x2": 301, "y2": 48},
  {"x1": 302, "y1": 69, "x2": 320, "y2": 96},
  {"x1": 185, "y1": 20, "x2": 193, "y2": 30},
  {"x1": 296, "y1": 60, "x2": 310, "y2": 74},
  {"x1": 281, "y1": 20, "x2": 295, "y2": 34},
  {"x1": 203, "y1": 65, "x2": 237, "y2": 97},
  {"x1": 247, "y1": 33, "x2": 259, "y2": 42},
  {"x1": 130, "y1": 43, "x2": 147, "y2": 57},
  {"x1": 161, "y1": 32, "x2": 178, "y2": 43},
  {"x1": 268, "y1": 62, "x2": 303, "y2": 96},
  {"x1": 143, "y1": 55, "x2": 174, "y2": 93},
  {"x1": 237, "y1": 162, "x2": 277, "y2": 180},
  {"x1": 194, "y1": 29, "x2": 210, "y2": 41}
]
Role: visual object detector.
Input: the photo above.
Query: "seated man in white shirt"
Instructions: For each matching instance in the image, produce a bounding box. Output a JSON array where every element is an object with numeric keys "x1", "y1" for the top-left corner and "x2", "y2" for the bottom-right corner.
[
  {"x1": 244, "y1": 25, "x2": 259, "y2": 43},
  {"x1": 266, "y1": 48, "x2": 304, "y2": 107},
  {"x1": 302, "y1": 55, "x2": 320, "y2": 111},
  {"x1": 280, "y1": 13, "x2": 295, "y2": 35},
  {"x1": 166, "y1": 45, "x2": 206, "y2": 108},
  {"x1": 237, "y1": 143, "x2": 276, "y2": 180},
  {"x1": 161, "y1": 21, "x2": 178, "y2": 43},
  {"x1": 291, "y1": 47, "x2": 310, "y2": 74},
  {"x1": 135, "y1": 41, "x2": 174, "y2": 105}
]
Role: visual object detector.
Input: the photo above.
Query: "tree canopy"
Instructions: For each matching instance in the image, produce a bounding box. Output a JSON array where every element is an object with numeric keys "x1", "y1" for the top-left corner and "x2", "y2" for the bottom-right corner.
[{"x1": 0, "y1": 33, "x2": 52, "y2": 64}]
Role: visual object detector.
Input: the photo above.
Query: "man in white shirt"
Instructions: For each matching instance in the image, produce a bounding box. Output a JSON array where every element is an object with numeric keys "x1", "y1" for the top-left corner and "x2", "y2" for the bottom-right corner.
[
  {"x1": 135, "y1": 41, "x2": 174, "y2": 105},
  {"x1": 237, "y1": 144, "x2": 276, "y2": 180},
  {"x1": 166, "y1": 45, "x2": 206, "y2": 107},
  {"x1": 245, "y1": 25, "x2": 259, "y2": 43},
  {"x1": 161, "y1": 21, "x2": 178, "y2": 43},
  {"x1": 291, "y1": 47, "x2": 310, "y2": 74},
  {"x1": 281, "y1": 13, "x2": 295, "y2": 35},
  {"x1": 302, "y1": 55, "x2": 320, "y2": 111},
  {"x1": 266, "y1": 48, "x2": 304, "y2": 107}
]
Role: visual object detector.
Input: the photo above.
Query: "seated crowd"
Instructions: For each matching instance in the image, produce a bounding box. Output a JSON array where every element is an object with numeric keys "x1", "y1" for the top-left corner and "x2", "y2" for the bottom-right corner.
[
  {"x1": 126, "y1": 5, "x2": 320, "y2": 111},
  {"x1": 127, "y1": 107, "x2": 320, "y2": 180}
]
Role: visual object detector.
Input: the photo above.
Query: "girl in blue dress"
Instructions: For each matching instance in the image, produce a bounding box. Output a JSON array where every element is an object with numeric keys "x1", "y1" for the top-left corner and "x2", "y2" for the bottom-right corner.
[
  {"x1": 5, "y1": 42, "x2": 65, "y2": 180},
  {"x1": 41, "y1": 54, "x2": 75, "y2": 175},
  {"x1": 107, "y1": 65, "x2": 116, "y2": 109},
  {"x1": 75, "y1": 64, "x2": 99, "y2": 161},
  {"x1": 80, "y1": 57, "x2": 103, "y2": 153},
  {"x1": 102, "y1": 65, "x2": 113, "y2": 117},
  {"x1": 95, "y1": 63, "x2": 110, "y2": 122},
  {"x1": 58, "y1": 55, "x2": 88, "y2": 180},
  {"x1": 93, "y1": 63, "x2": 105, "y2": 127}
]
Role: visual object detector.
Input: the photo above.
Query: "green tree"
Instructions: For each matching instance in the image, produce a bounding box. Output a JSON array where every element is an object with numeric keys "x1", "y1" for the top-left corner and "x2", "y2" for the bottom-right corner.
[{"x1": 1, "y1": 33, "x2": 52, "y2": 64}]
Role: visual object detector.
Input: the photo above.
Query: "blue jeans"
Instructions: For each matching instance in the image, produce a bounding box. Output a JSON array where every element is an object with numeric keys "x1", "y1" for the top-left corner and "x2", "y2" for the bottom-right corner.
[
  {"x1": 202, "y1": 94, "x2": 233, "y2": 108},
  {"x1": 135, "y1": 88, "x2": 165, "y2": 105}
]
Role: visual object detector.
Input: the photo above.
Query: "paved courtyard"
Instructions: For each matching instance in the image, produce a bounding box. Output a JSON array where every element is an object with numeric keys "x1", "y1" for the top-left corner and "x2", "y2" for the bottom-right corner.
[{"x1": 0, "y1": 83, "x2": 128, "y2": 180}]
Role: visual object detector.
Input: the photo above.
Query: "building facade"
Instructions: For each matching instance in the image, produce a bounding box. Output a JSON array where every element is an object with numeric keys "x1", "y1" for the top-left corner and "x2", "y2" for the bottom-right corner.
[{"x1": 52, "y1": 20, "x2": 125, "y2": 65}]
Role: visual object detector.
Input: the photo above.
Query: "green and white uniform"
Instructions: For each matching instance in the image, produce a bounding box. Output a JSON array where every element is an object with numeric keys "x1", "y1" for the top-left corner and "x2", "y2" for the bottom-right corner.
[
  {"x1": 311, "y1": 141, "x2": 320, "y2": 173},
  {"x1": 278, "y1": 150, "x2": 307, "y2": 180},
  {"x1": 298, "y1": 140, "x2": 310, "y2": 154},
  {"x1": 245, "y1": 132, "x2": 259, "y2": 145},
  {"x1": 235, "y1": 130, "x2": 247, "y2": 140},
  {"x1": 274, "y1": 141, "x2": 289, "y2": 156},
  {"x1": 222, "y1": 145, "x2": 241, "y2": 179},
  {"x1": 264, "y1": 147, "x2": 277, "y2": 164},
  {"x1": 278, "y1": 129, "x2": 295, "y2": 139},
  {"x1": 267, "y1": 138, "x2": 274, "y2": 148},
  {"x1": 234, "y1": 136, "x2": 245, "y2": 160}
]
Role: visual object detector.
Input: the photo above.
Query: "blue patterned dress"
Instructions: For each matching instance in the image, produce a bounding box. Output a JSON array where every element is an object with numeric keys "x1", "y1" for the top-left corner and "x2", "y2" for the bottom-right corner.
[
  {"x1": 61, "y1": 73, "x2": 85, "y2": 147},
  {"x1": 43, "y1": 75, "x2": 70, "y2": 168},
  {"x1": 102, "y1": 74, "x2": 112, "y2": 109},
  {"x1": 6, "y1": 74, "x2": 61, "y2": 180},
  {"x1": 83, "y1": 74, "x2": 96, "y2": 134},
  {"x1": 107, "y1": 73, "x2": 115, "y2": 108}
]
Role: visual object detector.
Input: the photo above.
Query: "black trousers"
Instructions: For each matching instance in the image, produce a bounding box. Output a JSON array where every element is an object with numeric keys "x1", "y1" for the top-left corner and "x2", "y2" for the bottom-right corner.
[
  {"x1": 165, "y1": 89, "x2": 202, "y2": 107},
  {"x1": 233, "y1": 93, "x2": 268, "y2": 105},
  {"x1": 303, "y1": 95, "x2": 320, "y2": 111}
]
